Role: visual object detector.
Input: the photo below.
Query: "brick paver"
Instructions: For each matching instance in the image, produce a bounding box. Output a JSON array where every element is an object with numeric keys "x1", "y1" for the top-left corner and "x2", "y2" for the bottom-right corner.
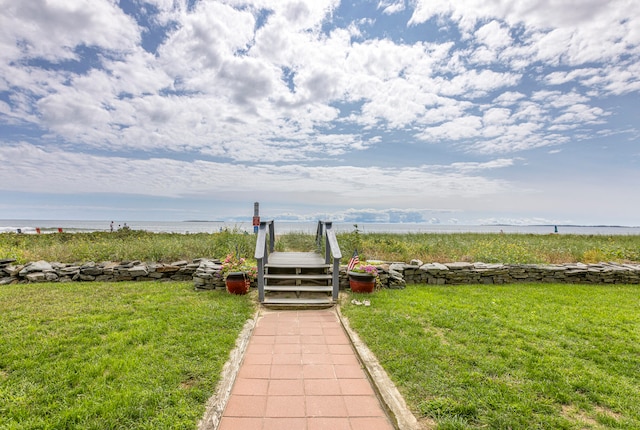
[{"x1": 218, "y1": 309, "x2": 395, "y2": 430}]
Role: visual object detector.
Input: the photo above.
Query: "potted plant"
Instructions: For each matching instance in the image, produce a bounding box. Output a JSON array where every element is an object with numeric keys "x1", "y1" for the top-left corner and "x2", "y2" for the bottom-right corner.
[
  {"x1": 348, "y1": 263, "x2": 379, "y2": 293},
  {"x1": 220, "y1": 253, "x2": 257, "y2": 295}
]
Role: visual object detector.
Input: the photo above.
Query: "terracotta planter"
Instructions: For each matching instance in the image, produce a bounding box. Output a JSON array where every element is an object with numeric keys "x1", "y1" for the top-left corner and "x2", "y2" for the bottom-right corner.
[
  {"x1": 225, "y1": 272, "x2": 250, "y2": 295},
  {"x1": 348, "y1": 272, "x2": 376, "y2": 293}
]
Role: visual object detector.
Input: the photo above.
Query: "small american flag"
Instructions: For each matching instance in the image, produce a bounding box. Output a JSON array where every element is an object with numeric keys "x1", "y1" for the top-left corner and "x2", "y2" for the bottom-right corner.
[{"x1": 347, "y1": 249, "x2": 359, "y2": 271}]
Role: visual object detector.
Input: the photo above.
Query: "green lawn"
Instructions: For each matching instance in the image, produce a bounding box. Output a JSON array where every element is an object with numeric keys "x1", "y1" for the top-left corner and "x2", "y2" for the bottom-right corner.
[
  {"x1": 0, "y1": 282, "x2": 254, "y2": 429},
  {"x1": 342, "y1": 284, "x2": 640, "y2": 429}
]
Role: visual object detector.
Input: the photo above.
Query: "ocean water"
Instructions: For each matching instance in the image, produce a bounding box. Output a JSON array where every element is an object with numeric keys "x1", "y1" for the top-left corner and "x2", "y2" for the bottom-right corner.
[{"x1": 1, "y1": 219, "x2": 639, "y2": 235}]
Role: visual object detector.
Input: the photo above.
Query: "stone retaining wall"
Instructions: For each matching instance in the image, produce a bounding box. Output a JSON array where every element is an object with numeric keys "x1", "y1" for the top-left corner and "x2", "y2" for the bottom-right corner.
[
  {"x1": 396, "y1": 260, "x2": 640, "y2": 287},
  {"x1": 2, "y1": 258, "x2": 639, "y2": 288},
  {"x1": 0, "y1": 258, "x2": 200, "y2": 285}
]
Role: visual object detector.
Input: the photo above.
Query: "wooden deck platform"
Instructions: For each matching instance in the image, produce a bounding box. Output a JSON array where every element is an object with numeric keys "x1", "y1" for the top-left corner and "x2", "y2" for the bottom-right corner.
[{"x1": 267, "y1": 252, "x2": 326, "y2": 266}]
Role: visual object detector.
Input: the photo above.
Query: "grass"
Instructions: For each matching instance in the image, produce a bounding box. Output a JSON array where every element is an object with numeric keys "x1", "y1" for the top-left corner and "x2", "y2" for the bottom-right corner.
[
  {"x1": 2, "y1": 230, "x2": 640, "y2": 265},
  {"x1": 342, "y1": 284, "x2": 640, "y2": 429},
  {"x1": 275, "y1": 231, "x2": 319, "y2": 252},
  {"x1": 336, "y1": 231, "x2": 640, "y2": 264},
  {"x1": 0, "y1": 281, "x2": 255, "y2": 429},
  {"x1": 0, "y1": 229, "x2": 258, "y2": 264}
]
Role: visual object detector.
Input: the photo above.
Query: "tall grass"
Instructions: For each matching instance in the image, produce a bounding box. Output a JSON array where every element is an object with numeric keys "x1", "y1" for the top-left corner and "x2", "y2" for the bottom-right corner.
[
  {"x1": 1, "y1": 230, "x2": 639, "y2": 264},
  {"x1": 0, "y1": 229, "x2": 257, "y2": 264},
  {"x1": 336, "y1": 231, "x2": 640, "y2": 264},
  {"x1": 274, "y1": 231, "x2": 319, "y2": 252}
]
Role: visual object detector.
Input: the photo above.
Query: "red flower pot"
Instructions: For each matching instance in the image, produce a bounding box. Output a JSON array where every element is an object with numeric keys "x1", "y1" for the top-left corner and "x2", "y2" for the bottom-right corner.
[
  {"x1": 225, "y1": 272, "x2": 250, "y2": 295},
  {"x1": 348, "y1": 273, "x2": 376, "y2": 293}
]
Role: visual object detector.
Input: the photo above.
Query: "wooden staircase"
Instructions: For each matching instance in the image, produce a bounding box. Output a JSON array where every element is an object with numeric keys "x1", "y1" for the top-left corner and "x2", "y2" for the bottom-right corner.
[
  {"x1": 256, "y1": 221, "x2": 342, "y2": 308},
  {"x1": 262, "y1": 252, "x2": 334, "y2": 307}
]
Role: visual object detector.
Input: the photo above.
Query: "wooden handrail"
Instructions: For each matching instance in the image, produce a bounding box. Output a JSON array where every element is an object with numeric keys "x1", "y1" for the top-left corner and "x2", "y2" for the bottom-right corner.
[
  {"x1": 317, "y1": 221, "x2": 342, "y2": 301},
  {"x1": 255, "y1": 220, "x2": 274, "y2": 260},
  {"x1": 255, "y1": 220, "x2": 274, "y2": 302}
]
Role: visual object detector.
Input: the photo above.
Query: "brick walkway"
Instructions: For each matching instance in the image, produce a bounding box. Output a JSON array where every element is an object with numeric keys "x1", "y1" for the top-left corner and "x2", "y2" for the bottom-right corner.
[{"x1": 218, "y1": 309, "x2": 395, "y2": 430}]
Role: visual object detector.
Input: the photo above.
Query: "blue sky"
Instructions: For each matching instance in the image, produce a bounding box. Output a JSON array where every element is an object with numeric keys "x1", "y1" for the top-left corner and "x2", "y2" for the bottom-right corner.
[{"x1": 1, "y1": 0, "x2": 639, "y2": 225}]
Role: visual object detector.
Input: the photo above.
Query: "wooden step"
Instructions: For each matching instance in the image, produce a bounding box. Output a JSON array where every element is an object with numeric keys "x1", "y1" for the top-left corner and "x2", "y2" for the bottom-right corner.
[
  {"x1": 263, "y1": 297, "x2": 335, "y2": 306},
  {"x1": 264, "y1": 274, "x2": 332, "y2": 281},
  {"x1": 264, "y1": 285, "x2": 333, "y2": 292},
  {"x1": 266, "y1": 263, "x2": 329, "y2": 269},
  {"x1": 267, "y1": 252, "x2": 326, "y2": 264}
]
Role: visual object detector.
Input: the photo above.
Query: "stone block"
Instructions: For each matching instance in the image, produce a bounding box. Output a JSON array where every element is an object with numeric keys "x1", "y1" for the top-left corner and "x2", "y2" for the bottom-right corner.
[
  {"x1": 3, "y1": 265, "x2": 21, "y2": 276},
  {"x1": 154, "y1": 265, "x2": 181, "y2": 273},
  {"x1": 81, "y1": 267, "x2": 104, "y2": 276},
  {"x1": 171, "y1": 260, "x2": 189, "y2": 266},
  {"x1": 445, "y1": 262, "x2": 473, "y2": 270},
  {"x1": 19, "y1": 260, "x2": 53, "y2": 275},
  {"x1": 25, "y1": 272, "x2": 46, "y2": 282},
  {"x1": 58, "y1": 266, "x2": 80, "y2": 276},
  {"x1": 128, "y1": 265, "x2": 149, "y2": 277},
  {"x1": 421, "y1": 262, "x2": 449, "y2": 271}
]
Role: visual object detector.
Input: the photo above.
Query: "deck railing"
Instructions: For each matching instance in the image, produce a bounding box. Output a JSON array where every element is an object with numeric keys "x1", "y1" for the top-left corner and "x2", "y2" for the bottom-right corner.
[
  {"x1": 255, "y1": 220, "x2": 274, "y2": 302},
  {"x1": 316, "y1": 221, "x2": 342, "y2": 301}
]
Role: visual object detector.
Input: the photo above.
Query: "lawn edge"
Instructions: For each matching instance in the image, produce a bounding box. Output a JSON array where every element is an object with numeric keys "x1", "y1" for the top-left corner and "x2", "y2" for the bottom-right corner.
[
  {"x1": 197, "y1": 309, "x2": 259, "y2": 430},
  {"x1": 337, "y1": 299, "x2": 423, "y2": 430}
]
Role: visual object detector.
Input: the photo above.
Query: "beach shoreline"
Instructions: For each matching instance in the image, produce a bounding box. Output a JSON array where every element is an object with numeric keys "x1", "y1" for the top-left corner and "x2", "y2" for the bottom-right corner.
[{"x1": 2, "y1": 219, "x2": 640, "y2": 236}]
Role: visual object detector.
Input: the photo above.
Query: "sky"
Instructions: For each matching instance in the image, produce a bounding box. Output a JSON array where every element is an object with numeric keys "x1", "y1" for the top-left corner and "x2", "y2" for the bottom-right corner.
[{"x1": 1, "y1": 0, "x2": 639, "y2": 226}]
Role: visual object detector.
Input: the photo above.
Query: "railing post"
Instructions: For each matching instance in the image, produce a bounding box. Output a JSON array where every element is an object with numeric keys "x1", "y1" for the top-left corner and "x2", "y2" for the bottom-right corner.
[
  {"x1": 332, "y1": 258, "x2": 340, "y2": 301},
  {"x1": 257, "y1": 255, "x2": 265, "y2": 302},
  {"x1": 268, "y1": 221, "x2": 275, "y2": 254},
  {"x1": 324, "y1": 221, "x2": 331, "y2": 264},
  {"x1": 315, "y1": 221, "x2": 323, "y2": 252}
]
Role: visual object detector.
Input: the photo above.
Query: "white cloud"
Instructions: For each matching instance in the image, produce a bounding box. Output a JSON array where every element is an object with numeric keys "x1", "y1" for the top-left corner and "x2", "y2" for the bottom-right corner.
[
  {"x1": 0, "y1": 0, "x2": 140, "y2": 62},
  {"x1": 544, "y1": 68, "x2": 599, "y2": 86},
  {"x1": 493, "y1": 91, "x2": 525, "y2": 106},
  {"x1": 378, "y1": 0, "x2": 405, "y2": 15},
  {"x1": 550, "y1": 104, "x2": 608, "y2": 130},
  {"x1": 474, "y1": 20, "x2": 511, "y2": 49},
  {"x1": 439, "y1": 69, "x2": 522, "y2": 98},
  {"x1": 2, "y1": 0, "x2": 627, "y2": 162},
  {"x1": 0, "y1": 142, "x2": 513, "y2": 202},
  {"x1": 159, "y1": 1, "x2": 256, "y2": 74},
  {"x1": 417, "y1": 115, "x2": 482, "y2": 141},
  {"x1": 448, "y1": 158, "x2": 515, "y2": 172},
  {"x1": 408, "y1": 0, "x2": 640, "y2": 91}
]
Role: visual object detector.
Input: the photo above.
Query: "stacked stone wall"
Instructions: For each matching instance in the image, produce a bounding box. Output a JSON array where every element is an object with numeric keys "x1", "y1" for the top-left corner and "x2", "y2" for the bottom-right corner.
[
  {"x1": 397, "y1": 261, "x2": 640, "y2": 286},
  {"x1": 2, "y1": 258, "x2": 639, "y2": 288},
  {"x1": 0, "y1": 258, "x2": 201, "y2": 285}
]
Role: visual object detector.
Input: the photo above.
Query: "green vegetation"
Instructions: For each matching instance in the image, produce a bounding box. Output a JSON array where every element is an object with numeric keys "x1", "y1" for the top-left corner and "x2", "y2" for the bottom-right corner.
[
  {"x1": 0, "y1": 282, "x2": 255, "y2": 429},
  {"x1": 342, "y1": 284, "x2": 640, "y2": 429},
  {"x1": 0, "y1": 229, "x2": 257, "y2": 264},
  {"x1": 2, "y1": 230, "x2": 639, "y2": 264},
  {"x1": 336, "y1": 231, "x2": 640, "y2": 264},
  {"x1": 275, "y1": 230, "x2": 319, "y2": 252}
]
